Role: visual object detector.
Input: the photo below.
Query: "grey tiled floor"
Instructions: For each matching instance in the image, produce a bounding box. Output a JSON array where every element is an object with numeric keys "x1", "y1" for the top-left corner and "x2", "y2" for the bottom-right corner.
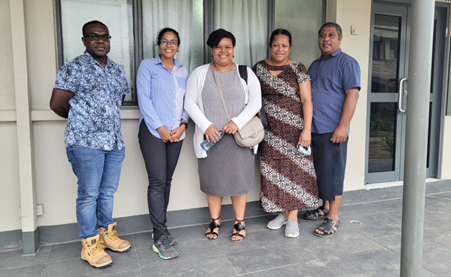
[{"x1": 1, "y1": 192, "x2": 450, "y2": 276}]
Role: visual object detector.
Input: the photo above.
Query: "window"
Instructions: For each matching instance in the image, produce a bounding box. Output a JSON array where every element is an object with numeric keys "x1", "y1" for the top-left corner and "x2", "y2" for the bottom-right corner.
[
  {"x1": 142, "y1": 0, "x2": 204, "y2": 71},
  {"x1": 58, "y1": 0, "x2": 135, "y2": 102},
  {"x1": 57, "y1": 0, "x2": 325, "y2": 105}
]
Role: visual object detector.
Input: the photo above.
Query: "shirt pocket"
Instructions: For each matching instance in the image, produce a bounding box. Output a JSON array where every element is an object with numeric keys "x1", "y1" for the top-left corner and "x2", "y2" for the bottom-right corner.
[{"x1": 176, "y1": 77, "x2": 186, "y2": 90}]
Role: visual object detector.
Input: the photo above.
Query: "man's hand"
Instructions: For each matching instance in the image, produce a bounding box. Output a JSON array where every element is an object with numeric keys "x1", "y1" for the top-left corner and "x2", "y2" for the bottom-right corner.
[
  {"x1": 157, "y1": 126, "x2": 173, "y2": 143},
  {"x1": 50, "y1": 88, "x2": 74, "y2": 118},
  {"x1": 331, "y1": 124, "x2": 348, "y2": 144}
]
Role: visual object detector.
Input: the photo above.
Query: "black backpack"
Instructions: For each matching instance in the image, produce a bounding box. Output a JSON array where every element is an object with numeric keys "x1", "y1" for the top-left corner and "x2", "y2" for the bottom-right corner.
[{"x1": 237, "y1": 65, "x2": 267, "y2": 128}]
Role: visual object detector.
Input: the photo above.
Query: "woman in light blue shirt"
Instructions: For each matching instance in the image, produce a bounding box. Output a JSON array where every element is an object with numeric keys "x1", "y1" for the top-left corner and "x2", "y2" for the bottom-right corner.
[{"x1": 136, "y1": 28, "x2": 188, "y2": 260}]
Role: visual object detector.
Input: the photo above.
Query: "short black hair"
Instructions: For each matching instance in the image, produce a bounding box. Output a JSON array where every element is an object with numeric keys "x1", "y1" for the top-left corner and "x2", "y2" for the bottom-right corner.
[
  {"x1": 82, "y1": 20, "x2": 108, "y2": 35},
  {"x1": 318, "y1": 22, "x2": 342, "y2": 37},
  {"x1": 206, "y1": 29, "x2": 236, "y2": 48},
  {"x1": 269, "y1": 29, "x2": 292, "y2": 47},
  {"x1": 157, "y1": 27, "x2": 181, "y2": 46}
]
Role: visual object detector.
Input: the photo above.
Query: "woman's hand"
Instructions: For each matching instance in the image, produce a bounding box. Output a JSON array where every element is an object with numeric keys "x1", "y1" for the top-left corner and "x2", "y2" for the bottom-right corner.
[
  {"x1": 157, "y1": 126, "x2": 173, "y2": 143},
  {"x1": 298, "y1": 129, "x2": 311, "y2": 146},
  {"x1": 222, "y1": 121, "x2": 238, "y2": 135},
  {"x1": 205, "y1": 125, "x2": 222, "y2": 142},
  {"x1": 171, "y1": 126, "x2": 185, "y2": 143}
]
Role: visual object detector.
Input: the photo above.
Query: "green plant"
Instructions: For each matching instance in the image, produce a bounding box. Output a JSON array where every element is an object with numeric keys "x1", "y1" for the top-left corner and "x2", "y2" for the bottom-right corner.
[{"x1": 380, "y1": 132, "x2": 394, "y2": 158}]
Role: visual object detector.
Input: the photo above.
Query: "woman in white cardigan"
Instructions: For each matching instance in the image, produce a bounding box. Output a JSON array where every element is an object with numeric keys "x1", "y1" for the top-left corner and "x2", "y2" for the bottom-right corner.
[{"x1": 184, "y1": 29, "x2": 261, "y2": 242}]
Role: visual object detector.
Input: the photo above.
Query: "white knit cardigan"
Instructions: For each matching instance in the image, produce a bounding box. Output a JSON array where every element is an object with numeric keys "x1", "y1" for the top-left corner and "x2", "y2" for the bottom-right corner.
[{"x1": 184, "y1": 64, "x2": 262, "y2": 158}]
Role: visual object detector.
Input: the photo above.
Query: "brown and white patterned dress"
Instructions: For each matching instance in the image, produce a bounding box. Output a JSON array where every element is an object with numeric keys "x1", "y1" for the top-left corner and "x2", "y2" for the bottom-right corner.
[{"x1": 252, "y1": 60, "x2": 319, "y2": 212}]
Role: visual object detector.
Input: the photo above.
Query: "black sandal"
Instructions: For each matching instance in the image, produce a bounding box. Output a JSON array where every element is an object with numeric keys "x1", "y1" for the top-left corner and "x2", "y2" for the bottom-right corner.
[
  {"x1": 205, "y1": 217, "x2": 221, "y2": 240},
  {"x1": 231, "y1": 219, "x2": 246, "y2": 243},
  {"x1": 313, "y1": 218, "x2": 340, "y2": 237},
  {"x1": 304, "y1": 207, "x2": 329, "y2": 221}
]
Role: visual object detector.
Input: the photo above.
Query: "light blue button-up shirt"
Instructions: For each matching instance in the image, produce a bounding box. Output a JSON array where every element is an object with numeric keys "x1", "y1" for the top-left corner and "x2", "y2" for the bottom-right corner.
[{"x1": 136, "y1": 55, "x2": 189, "y2": 139}]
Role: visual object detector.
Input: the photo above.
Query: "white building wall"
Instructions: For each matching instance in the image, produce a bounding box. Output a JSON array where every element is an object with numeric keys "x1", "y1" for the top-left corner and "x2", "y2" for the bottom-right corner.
[
  {"x1": 1, "y1": 0, "x2": 450, "y2": 235},
  {"x1": 0, "y1": 0, "x2": 21, "y2": 233}
]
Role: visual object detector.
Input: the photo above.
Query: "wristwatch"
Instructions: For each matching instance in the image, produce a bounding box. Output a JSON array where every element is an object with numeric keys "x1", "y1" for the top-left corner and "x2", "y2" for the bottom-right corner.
[{"x1": 180, "y1": 122, "x2": 188, "y2": 129}]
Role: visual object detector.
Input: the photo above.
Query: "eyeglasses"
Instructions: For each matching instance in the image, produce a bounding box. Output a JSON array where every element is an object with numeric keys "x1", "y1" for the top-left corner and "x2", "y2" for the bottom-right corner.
[
  {"x1": 84, "y1": 33, "x2": 111, "y2": 42},
  {"x1": 298, "y1": 145, "x2": 311, "y2": 156},
  {"x1": 160, "y1": 39, "x2": 178, "y2": 47}
]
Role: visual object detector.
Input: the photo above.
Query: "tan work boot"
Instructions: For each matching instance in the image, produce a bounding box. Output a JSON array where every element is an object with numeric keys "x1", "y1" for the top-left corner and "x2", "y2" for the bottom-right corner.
[
  {"x1": 99, "y1": 222, "x2": 131, "y2": 252},
  {"x1": 81, "y1": 234, "x2": 112, "y2": 268}
]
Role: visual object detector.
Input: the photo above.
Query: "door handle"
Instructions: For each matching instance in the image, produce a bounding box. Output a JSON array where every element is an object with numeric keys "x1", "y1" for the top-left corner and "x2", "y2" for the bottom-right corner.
[{"x1": 398, "y1": 78, "x2": 407, "y2": 113}]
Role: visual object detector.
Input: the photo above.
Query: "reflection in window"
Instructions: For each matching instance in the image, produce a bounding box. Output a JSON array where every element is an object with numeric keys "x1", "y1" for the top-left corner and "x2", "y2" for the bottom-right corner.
[
  {"x1": 368, "y1": 102, "x2": 397, "y2": 173},
  {"x1": 142, "y1": 0, "x2": 204, "y2": 72},
  {"x1": 371, "y1": 15, "x2": 400, "y2": 93},
  {"x1": 60, "y1": 0, "x2": 135, "y2": 101},
  {"x1": 275, "y1": 0, "x2": 323, "y2": 68},
  {"x1": 212, "y1": 0, "x2": 268, "y2": 67}
]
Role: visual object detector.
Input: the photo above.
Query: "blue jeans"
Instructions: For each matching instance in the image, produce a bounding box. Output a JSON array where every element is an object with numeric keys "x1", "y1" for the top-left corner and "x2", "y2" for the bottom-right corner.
[{"x1": 66, "y1": 144, "x2": 125, "y2": 239}]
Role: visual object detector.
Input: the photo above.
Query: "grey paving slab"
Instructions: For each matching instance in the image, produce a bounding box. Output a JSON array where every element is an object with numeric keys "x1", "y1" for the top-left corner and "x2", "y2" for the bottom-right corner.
[
  {"x1": 421, "y1": 235, "x2": 451, "y2": 277},
  {"x1": 131, "y1": 232, "x2": 153, "y2": 250},
  {"x1": 136, "y1": 237, "x2": 223, "y2": 269},
  {"x1": 166, "y1": 225, "x2": 208, "y2": 243},
  {"x1": 46, "y1": 241, "x2": 81, "y2": 263},
  {"x1": 0, "y1": 264, "x2": 44, "y2": 277},
  {"x1": 98, "y1": 269, "x2": 142, "y2": 277},
  {"x1": 0, "y1": 246, "x2": 49, "y2": 270},
  {"x1": 322, "y1": 248, "x2": 400, "y2": 276},
  {"x1": 298, "y1": 231, "x2": 384, "y2": 259},
  {"x1": 214, "y1": 227, "x2": 293, "y2": 255},
  {"x1": 132, "y1": 226, "x2": 206, "y2": 251},
  {"x1": 42, "y1": 249, "x2": 139, "y2": 277},
  {"x1": 240, "y1": 259, "x2": 336, "y2": 277},
  {"x1": 225, "y1": 242, "x2": 316, "y2": 274},
  {"x1": 2, "y1": 191, "x2": 451, "y2": 277},
  {"x1": 141, "y1": 254, "x2": 238, "y2": 277}
]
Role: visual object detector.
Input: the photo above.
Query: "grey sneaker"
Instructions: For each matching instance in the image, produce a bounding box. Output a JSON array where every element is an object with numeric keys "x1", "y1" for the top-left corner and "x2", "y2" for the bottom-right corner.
[
  {"x1": 285, "y1": 219, "x2": 299, "y2": 238},
  {"x1": 152, "y1": 232, "x2": 178, "y2": 245},
  {"x1": 152, "y1": 235, "x2": 178, "y2": 260},
  {"x1": 267, "y1": 213, "x2": 287, "y2": 230}
]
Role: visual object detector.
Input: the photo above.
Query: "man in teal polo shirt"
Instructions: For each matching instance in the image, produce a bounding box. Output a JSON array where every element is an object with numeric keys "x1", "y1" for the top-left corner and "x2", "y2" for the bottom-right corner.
[{"x1": 305, "y1": 22, "x2": 360, "y2": 236}]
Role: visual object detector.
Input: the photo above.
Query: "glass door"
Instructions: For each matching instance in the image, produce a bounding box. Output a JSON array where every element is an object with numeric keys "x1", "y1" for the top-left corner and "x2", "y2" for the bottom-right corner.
[
  {"x1": 367, "y1": 4, "x2": 409, "y2": 183},
  {"x1": 367, "y1": 3, "x2": 445, "y2": 183}
]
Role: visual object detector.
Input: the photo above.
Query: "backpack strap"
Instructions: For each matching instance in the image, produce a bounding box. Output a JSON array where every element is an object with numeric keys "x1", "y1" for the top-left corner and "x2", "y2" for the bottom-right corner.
[{"x1": 238, "y1": 65, "x2": 248, "y2": 84}]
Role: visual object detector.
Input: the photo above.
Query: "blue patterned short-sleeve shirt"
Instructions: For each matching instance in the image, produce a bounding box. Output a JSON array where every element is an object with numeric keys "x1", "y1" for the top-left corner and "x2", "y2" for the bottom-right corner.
[{"x1": 54, "y1": 51, "x2": 129, "y2": 151}]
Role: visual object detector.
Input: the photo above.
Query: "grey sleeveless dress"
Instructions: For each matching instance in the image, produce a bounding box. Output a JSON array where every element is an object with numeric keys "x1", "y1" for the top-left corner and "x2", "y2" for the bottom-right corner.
[{"x1": 198, "y1": 67, "x2": 254, "y2": 196}]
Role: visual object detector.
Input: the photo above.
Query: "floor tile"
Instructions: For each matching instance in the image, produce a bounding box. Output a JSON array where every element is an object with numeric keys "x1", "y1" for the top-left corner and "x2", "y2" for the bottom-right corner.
[
  {"x1": 141, "y1": 255, "x2": 238, "y2": 277},
  {"x1": 323, "y1": 248, "x2": 400, "y2": 276},
  {"x1": 225, "y1": 242, "x2": 316, "y2": 274},
  {"x1": 0, "y1": 246, "x2": 49, "y2": 270},
  {"x1": 214, "y1": 228, "x2": 292, "y2": 255},
  {"x1": 42, "y1": 249, "x2": 139, "y2": 277},
  {"x1": 239, "y1": 259, "x2": 336, "y2": 277},
  {"x1": 136, "y1": 238, "x2": 222, "y2": 269},
  {"x1": 0, "y1": 264, "x2": 44, "y2": 277}
]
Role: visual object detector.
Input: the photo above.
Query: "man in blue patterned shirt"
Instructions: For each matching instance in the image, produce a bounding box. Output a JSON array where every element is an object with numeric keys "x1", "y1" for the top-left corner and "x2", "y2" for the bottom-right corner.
[{"x1": 50, "y1": 20, "x2": 130, "y2": 269}]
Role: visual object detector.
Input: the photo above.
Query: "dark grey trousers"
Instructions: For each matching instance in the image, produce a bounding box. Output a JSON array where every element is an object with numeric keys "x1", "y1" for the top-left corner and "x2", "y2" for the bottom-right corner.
[{"x1": 138, "y1": 121, "x2": 183, "y2": 242}]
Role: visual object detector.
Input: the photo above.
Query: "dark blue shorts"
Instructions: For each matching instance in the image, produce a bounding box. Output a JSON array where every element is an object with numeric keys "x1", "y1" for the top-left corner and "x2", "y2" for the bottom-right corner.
[{"x1": 311, "y1": 133, "x2": 348, "y2": 201}]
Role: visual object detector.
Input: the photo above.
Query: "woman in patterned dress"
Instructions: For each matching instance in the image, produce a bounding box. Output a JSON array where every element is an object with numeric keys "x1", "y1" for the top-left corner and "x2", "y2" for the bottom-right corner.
[{"x1": 252, "y1": 29, "x2": 319, "y2": 238}]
